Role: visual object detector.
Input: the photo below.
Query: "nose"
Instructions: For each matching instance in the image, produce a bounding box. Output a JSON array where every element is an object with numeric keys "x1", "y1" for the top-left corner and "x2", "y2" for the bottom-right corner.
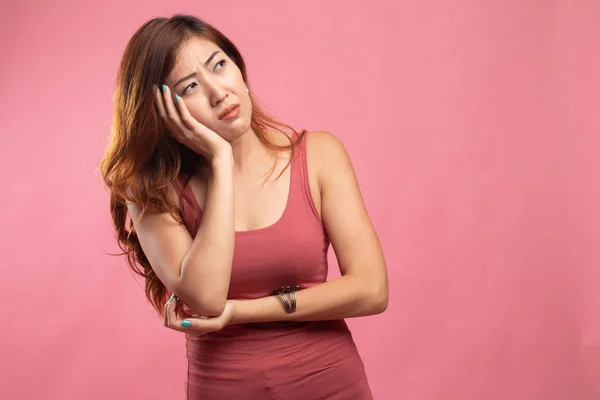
[{"x1": 205, "y1": 78, "x2": 228, "y2": 108}]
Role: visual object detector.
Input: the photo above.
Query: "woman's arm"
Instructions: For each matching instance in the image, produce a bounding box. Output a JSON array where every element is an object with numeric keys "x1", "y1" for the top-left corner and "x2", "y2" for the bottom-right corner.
[
  {"x1": 131, "y1": 87, "x2": 237, "y2": 317},
  {"x1": 178, "y1": 153, "x2": 235, "y2": 315},
  {"x1": 229, "y1": 131, "x2": 388, "y2": 325},
  {"x1": 129, "y1": 152, "x2": 235, "y2": 317}
]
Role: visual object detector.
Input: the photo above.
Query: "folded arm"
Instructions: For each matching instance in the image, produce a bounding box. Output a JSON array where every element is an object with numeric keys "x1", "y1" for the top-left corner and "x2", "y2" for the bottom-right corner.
[{"x1": 229, "y1": 131, "x2": 388, "y2": 325}]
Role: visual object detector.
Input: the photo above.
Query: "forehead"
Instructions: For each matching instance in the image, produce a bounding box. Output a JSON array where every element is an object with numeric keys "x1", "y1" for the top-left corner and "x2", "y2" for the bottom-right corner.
[{"x1": 169, "y1": 36, "x2": 220, "y2": 75}]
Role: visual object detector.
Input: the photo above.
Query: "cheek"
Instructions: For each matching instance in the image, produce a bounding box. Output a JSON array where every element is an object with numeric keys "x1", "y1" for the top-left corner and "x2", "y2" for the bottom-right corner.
[
  {"x1": 186, "y1": 101, "x2": 212, "y2": 125},
  {"x1": 243, "y1": 99, "x2": 253, "y2": 123},
  {"x1": 240, "y1": 89, "x2": 252, "y2": 112}
]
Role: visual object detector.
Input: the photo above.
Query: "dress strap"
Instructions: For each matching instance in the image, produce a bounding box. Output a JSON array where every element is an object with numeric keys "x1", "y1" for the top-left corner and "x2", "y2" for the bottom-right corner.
[
  {"x1": 175, "y1": 172, "x2": 201, "y2": 236},
  {"x1": 288, "y1": 130, "x2": 322, "y2": 223}
]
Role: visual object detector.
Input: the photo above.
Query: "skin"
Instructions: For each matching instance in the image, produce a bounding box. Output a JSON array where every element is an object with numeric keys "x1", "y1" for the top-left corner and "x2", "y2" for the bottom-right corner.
[
  {"x1": 165, "y1": 36, "x2": 253, "y2": 145},
  {"x1": 131, "y1": 35, "x2": 389, "y2": 335}
]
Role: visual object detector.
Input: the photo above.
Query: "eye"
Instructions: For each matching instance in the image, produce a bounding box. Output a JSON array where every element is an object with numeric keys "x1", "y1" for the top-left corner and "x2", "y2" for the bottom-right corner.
[
  {"x1": 182, "y1": 82, "x2": 197, "y2": 95},
  {"x1": 214, "y1": 60, "x2": 226, "y2": 71}
]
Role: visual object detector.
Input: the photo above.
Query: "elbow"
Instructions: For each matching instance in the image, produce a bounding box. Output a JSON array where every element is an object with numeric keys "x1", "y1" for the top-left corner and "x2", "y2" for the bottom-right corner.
[
  {"x1": 190, "y1": 297, "x2": 226, "y2": 317},
  {"x1": 192, "y1": 301, "x2": 225, "y2": 317},
  {"x1": 368, "y1": 283, "x2": 389, "y2": 314},
  {"x1": 189, "y1": 288, "x2": 227, "y2": 316},
  {"x1": 374, "y1": 294, "x2": 388, "y2": 314},
  {"x1": 172, "y1": 282, "x2": 227, "y2": 317}
]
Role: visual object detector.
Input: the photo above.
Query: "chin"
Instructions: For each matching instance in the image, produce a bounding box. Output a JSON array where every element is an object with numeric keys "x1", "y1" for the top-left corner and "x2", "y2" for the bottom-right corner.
[{"x1": 218, "y1": 120, "x2": 252, "y2": 142}]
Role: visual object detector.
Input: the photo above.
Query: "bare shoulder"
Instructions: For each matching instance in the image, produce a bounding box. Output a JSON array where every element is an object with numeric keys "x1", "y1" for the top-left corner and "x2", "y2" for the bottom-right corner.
[
  {"x1": 304, "y1": 130, "x2": 353, "y2": 187},
  {"x1": 125, "y1": 181, "x2": 181, "y2": 219},
  {"x1": 305, "y1": 130, "x2": 347, "y2": 154}
]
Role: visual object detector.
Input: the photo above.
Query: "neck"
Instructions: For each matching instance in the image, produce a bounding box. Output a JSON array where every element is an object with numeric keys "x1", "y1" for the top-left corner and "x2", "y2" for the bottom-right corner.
[{"x1": 229, "y1": 127, "x2": 272, "y2": 173}]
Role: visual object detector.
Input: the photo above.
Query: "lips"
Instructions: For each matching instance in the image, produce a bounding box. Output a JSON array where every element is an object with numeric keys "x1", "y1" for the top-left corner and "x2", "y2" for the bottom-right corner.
[{"x1": 218, "y1": 104, "x2": 240, "y2": 120}]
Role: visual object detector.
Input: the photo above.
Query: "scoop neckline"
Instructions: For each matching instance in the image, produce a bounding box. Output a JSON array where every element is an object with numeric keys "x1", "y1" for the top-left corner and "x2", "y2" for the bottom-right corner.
[
  {"x1": 185, "y1": 150, "x2": 295, "y2": 237},
  {"x1": 235, "y1": 155, "x2": 293, "y2": 236}
]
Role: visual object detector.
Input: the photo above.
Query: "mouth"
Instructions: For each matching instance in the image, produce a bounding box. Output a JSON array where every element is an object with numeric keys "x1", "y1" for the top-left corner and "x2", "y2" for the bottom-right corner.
[{"x1": 218, "y1": 104, "x2": 241, "y2": 120}]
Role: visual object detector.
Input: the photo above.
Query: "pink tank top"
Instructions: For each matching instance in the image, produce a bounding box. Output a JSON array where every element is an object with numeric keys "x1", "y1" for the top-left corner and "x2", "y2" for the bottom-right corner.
[
  {"x1": 175, "y1": 132, "x2": 373, "y2": 399},
  {"x1": 176, "y1": 131, "x2": 330, "y2": 299}
]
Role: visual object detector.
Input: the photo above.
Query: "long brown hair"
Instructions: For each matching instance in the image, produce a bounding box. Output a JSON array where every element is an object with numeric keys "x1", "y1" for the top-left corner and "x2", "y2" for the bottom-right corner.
[{"x1": 99, "y1": 14, "x2": 305, "y2": 316}]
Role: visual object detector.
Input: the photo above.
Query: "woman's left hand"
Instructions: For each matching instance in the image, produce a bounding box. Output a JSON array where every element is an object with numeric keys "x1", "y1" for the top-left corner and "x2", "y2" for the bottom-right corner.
[{"x1": 163, "y1": 296, "x2": 237, "y2": 335}]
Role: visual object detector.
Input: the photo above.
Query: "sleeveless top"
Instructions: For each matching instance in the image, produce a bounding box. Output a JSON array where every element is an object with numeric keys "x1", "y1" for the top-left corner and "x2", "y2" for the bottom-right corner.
[
  {"x1": 174, "y1": 132, "x2": 374, "y2": 399},
  {"x1": 176, "y1": 131, "x2": 330, "y2": 300}
]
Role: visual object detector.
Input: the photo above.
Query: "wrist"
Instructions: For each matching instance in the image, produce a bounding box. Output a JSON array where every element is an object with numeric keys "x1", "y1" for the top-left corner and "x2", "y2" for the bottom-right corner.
[
  {"x1": 226, "y1": 299, "x2": 241, "y2": 326},
  {"x1": 210, "y1": 148, "x2": 233, "y2": 168}
]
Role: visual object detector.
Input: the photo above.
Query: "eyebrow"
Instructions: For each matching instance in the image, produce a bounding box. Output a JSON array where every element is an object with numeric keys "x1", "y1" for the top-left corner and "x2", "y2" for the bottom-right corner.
[{"x1": 173, "y1": 51, "x2": 221, "y2": 88}]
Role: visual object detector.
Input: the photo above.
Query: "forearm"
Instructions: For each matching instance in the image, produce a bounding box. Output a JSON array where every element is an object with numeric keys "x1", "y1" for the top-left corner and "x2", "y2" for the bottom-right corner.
[
  {"x1": 229, "y1": 275, "x2": 388, "y2": 325},
  {"x1": 178, "y1": 154, "x2": 235, "y2": 315}
]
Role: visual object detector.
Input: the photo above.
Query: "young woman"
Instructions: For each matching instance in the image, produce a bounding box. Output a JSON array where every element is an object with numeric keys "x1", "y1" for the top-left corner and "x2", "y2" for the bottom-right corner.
[{"x1": 100, "y1": 14, "x2": 388, "y2": 399}]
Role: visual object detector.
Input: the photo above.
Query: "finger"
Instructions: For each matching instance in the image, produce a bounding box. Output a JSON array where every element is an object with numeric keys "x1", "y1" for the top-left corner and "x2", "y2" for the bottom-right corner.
[
  {"x1": 174, "y1": 95, "x2": 201, "y2": 132},
  {"x1": 177, "y1": 304, "x2": 193, "y2": 319},
  {"x1": 181, "y1": 302, "x2": 193, "y2": 315},
  {"x1": 167, "y1": 305, "x2": 216, "y2": 335},
  {"x1": 154, "y1": 85, "x2": 168, "y2": 122},
  {"x1": 166, "y1": 297, "x2": 201, "y2": 334},
  {"x1": 164, "y1": 293, "x2": 176, "y2": 327},
  {"x1": 163, "y1": 294, "x2": 171, "y2": 326},
  {"x1": 160, "y1": 84, "x2": 183, "y2": 126},
  {"x1": 175, "y1": 300, "x2": 189, "y2": 319},
  {"x1": 166, "y1": 295, "x2": 179, "y2": 328},
  {"x1": 179, "y1": 316, "x2": 221, "y2": 332},
  {"x1": 164, "y1": 314, "x2": 209, "y2": 336}
]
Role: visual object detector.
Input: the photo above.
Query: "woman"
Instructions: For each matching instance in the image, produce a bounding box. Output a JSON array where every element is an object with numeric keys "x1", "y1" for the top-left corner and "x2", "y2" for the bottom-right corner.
[{"x1": 100, "y1": 14, "x2": 388, "y2": 399}]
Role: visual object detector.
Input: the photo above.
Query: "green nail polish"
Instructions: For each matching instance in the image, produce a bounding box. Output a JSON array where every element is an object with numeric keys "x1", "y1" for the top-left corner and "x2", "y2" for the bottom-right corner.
[
  {"x1": 161, "y1": 84, "x2": 167, "y2": 93},
  {"x1": 175, "y1": 94, "x2": 179, "y2": 103},
  {"x1": 181, "y1": 320, "x2": 191, "y2": 328}
]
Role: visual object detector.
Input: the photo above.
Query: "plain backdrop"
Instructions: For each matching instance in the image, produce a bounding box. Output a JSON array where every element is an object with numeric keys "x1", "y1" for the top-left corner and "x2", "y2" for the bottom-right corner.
[{"x1": 1, "y1": 0, "x2": 599, "y2": 399}]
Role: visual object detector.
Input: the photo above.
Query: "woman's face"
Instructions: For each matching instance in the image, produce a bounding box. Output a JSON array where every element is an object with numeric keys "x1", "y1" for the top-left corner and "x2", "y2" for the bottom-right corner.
[{"x1": 165, "y1": 36, "x2": 252, "y2": 141}]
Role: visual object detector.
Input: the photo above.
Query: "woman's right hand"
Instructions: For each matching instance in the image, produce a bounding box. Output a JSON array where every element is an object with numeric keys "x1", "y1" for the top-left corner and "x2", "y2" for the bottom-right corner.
[{"x1": 154, "y1": 84, "x2": 232, "y2": 161}]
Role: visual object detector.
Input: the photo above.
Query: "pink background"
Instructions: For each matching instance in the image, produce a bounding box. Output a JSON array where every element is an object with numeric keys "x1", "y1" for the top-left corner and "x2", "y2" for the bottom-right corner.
[{"x1": 2, "y1": 0, "x2": 599, "y2": 399}]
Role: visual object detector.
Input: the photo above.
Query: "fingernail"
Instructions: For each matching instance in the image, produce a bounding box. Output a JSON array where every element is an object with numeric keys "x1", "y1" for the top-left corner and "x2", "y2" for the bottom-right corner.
[
  {"x1": 168, "y1": 294, "x2": 175, "y2": 304},
  {"x1": 175, "y1": 94, "x2": 179, "y2": 103},
  {"x1": 161, "y1": 84, "x2": 167, "y2": 93},
  {"x1": 152, "y1": 84, "x2": 158, "y2": 92},
  {"x1": 181, "y1": 320, "x2": 191, "y2": 328}
]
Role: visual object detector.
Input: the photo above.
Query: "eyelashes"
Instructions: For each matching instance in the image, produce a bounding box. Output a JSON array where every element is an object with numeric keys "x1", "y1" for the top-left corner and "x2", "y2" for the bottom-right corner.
[
  {"x1": 182, "y1": 82, "x2": 197, "y2": 94},
  {"x1": 215, "y1": 60, "x2": 226, "y2": 70},
  {"x1": 181, "y1": 60, "x2": 227, "y2": 95}
]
